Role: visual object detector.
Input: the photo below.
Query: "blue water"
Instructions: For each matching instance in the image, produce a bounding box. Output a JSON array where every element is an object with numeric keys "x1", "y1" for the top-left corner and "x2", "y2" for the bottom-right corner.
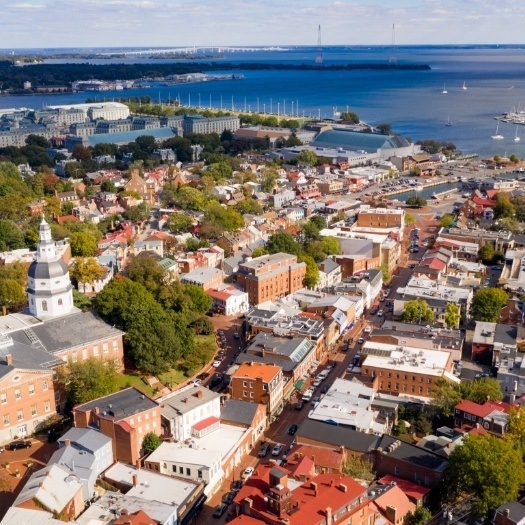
[{"x1": 2, "y1": 46, "x2": 525, "y2": 157}]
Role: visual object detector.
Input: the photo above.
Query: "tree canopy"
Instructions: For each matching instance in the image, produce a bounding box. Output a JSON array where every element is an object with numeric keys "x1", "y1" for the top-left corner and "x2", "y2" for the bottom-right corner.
[
  {"x1": 444, "y1": 302, "x2": 460, "y2": 328},
  {"x1": 471, "y1": 288, "x2": 508, "y2": 322},
  {"x1": 142, "y1": 432, "x2": 163, "y2": 455},
  {"x1": 400, "y1": 299, "x2": 434, "y2": 324},
  {"x1": 405, "y1": 195, "x2": 427, "y2": 208}
]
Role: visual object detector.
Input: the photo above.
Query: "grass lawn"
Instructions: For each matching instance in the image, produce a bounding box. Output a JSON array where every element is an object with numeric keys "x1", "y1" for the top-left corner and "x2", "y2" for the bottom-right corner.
[
  {"x1": 157, "y1": 369, "x2": 188, "y2": 388},
  {"x1": 116, "y1": 372, "x2": 156, "y2": 397}
]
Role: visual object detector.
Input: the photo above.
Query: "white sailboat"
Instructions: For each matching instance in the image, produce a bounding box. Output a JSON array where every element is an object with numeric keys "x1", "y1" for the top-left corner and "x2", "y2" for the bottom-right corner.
[
  {"x1": 445, "y1": 116, "x2": 452, "y2": 126},
  {"x1": 515, "y1": 126, "x2": 521, "y2": 142},
  {"x1": 462, "y1": 81, "x2": 467, "y2": 90},
  {"x1": 492, "y1": 121, "x2": 504, "y2": 140},
  {"x1": 442, "y1": 84, "x2": 448, "y2": 94}
]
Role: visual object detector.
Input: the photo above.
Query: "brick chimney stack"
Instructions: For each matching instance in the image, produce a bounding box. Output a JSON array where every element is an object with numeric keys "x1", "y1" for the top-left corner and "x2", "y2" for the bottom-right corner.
[
  {"x1": 132, "y1": 473, "x2": 139, "y2": 486},
  {"x1": 5, "y1": 354, "x2": 12, "y2": 366}
]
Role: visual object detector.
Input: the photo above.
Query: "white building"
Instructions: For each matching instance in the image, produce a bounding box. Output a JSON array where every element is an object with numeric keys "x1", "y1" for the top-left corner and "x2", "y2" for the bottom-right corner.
[
  {"x1": 27, "y1": 219, "x2": 74, "y2": 319},
  {"x1": 206, "y1": 285, "x2": 249, "y2": 316},
  {"x1": 47, "y1": 102, "x2": 130, "y2": 121}
]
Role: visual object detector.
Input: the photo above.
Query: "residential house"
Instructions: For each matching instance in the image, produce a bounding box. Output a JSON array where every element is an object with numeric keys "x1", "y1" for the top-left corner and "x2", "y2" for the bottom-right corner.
[
  {"x1": 453, "y1": 399, "x2": 515, "y2": 436},
  {"x1": 180, "y1": 267, "x2": 224, "y2": 290},
  {"x1": 494, "y1": 502, "x2": 525, "y2": 525},
  {"x1": 372, "y1": 484, "x2": 416, "y2": 525},
  {"x1": 73, "y1": 387, "x2": 161, "y2": 466},
  {"x1": 317, "y1": 258, "x2": 342, "y2": 290},
  {"x1": 206, "y1": 285, "x2": 249, "y2": 316}
]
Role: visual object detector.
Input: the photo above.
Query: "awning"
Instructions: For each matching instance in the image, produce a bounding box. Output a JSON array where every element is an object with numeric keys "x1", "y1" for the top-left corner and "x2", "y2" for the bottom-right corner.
[{"x1": 295, "y1": 380, "x2": 304, "y2": 389}]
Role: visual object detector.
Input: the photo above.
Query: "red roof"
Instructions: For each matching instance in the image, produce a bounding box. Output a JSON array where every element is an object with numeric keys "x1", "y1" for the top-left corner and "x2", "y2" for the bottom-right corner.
[
  {"x1": 206, "y1": 289, "x2": 231, "y2": 301},
  {"x1": 192, "y1": 416, "x2": 219, "y2": 431},
  {"x1": 455, "y1": 399, "x2": 515, "y2": 418},
  {"x1": 377, "y1": 475, "x2": 431, "y2": 502},
  {"x1": 289, "y1": 444, "x2": 343, "y2": 471},
  {"x1": 472, "y1": 197, "x2": 494, "y2": 207},
  {"x1": 374, "y1": 485, "x2": 415, "y2": 520}
]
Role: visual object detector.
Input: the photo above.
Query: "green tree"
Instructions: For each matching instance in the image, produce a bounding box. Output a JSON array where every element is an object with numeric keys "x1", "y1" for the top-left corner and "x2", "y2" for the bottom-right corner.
[
  {"x1": 445, "y1": 434, "x2": 524, "y2": 515},
  {"x1": 202, "y1": 201, "x2": 244, "y2": 233},
  {"x1": 57, "y1": 358, "x2": 120, "y2": 408},
  {"x1": 266, "y1": 232, "x2": 302, "y2": 256},
  {"x1": 341, "y1": 456, "x2": 375, "y2": 482},
  {"x1": 167, "y1": 213, "x2": 193, "y2": 234},
  {"x1": 493, "y1": 192, "x2": 515, "y2": 219},
  {"x1": 174, "y1": 186, "x2": 206, "y2": 211},
  {"x1": 376, "y1": 123, "x2": 393, "y2": 135},
  {"x1": 431, "y1": 378, "x2": 465, "y2": 417},
  {"x1": 70, "y1": 257, "x2": 104, "y2": 292},
  {"x1": 300, "y1": 254, "x2": 320, "y2": 288},
  {"x1": 471, "y1": 288, "x2": 508, "y2": 322},
  {"x1": 440, "y1": 215, "x2": 455, "y2": 228},
  {"x1": 251, "y1": 247, "x2": 269, "y2": 258},
  {"x1": 190, "y1": 315, "x2": 214, "y2": 335},
  {"x1": 184, "y1": 284, "x2": 213, "y2": 314},
  {"x1": 444, "y1": 302, "x2": 460, "y2": 328},
  {"x1": 380, "y1": 262, "x2": 391, "y2": 284},
  {"x1": 478, "y1": 243, "x2": 495, "y2": 263},
  {"x1": 296, "y1": 150, "x2": 318, "y2": 166},
  {"x1": 510, "y1": 154, "x2": 520, "y2": 164},
  {"x1": 340, "y1": 111, "x2": 360, "y2": 124},
  {"x1": 302, "y1": 220, "x2": 322, "y2": 244},
  {"x1": 0, "y1": 278, "x2": 26, "y2": 312},
  {"x1": 463, "y1": 377, "x2": 502, "y2": 404},
  {"x1": 73, "y1": 289, "x2": 92, "y2": 311},
  {"x1": 309, "y1": 216, "x2": 327, "y2": 231},
  {"x1": 260, "y1": 169, "x2": 278, "y2": 193},
  {"x1": 69, "y1": 231, "x2": 99, "y2": 257},
  {"x1": 122, "y1": 202, "x2": 150, "y2": 223},
  {"x1": 0, "y1": 219, "x2": 25, "y2": 251},
  {"x1": 405, "y1": 195, "x2": 427, "y2": 208},
  {"x1": 406, "y1": 507, "x2": 432, "y2": 525},
  {"x1": 142, "y1": 432, "x2": 163, "y2": 455},
  {"x1": 126, "y1": 255, "x2": 167, "y2": 296},
  {"x1": 321, "y1": 236, "x2": 339, "y2": 256},
  {"x1": 400, "y1": 299, "x2": 434, "y2": 324},
  {"x1": 404, "y1": 213, "x2": 415, "y2": 226}
]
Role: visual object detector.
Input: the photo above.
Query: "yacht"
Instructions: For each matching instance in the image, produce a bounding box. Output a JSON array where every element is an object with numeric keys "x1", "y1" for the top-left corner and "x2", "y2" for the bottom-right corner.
[{"x1": 492, "y1": 121, "x2": 504, "y2": 140}]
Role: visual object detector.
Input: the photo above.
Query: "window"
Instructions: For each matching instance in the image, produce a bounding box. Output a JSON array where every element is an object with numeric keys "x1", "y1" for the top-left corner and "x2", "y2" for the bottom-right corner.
[
  {"x1": 414, "y1": 472, "x2": 420, "y2": 482},
  {"x1": 58, "y1": 298, "x2": 63, "y2": 306},
  {"x1": 3, "y1": 414, "x2": 9, "y2": 426},
  {"x1": 93, "y1": 346, "x2": 99, "y2": 356},
  {"x1": 250, "y1": 393, "x2": 254, "y2": 399},
  {"x1": 179, "y1": 466, "x2": 183, "y2": 474},
  {"x1": 44, "y1": 400, "x2": 51, "y2": 412},
  {"x1": 29, "y1": 384, "x2": 35, "y2": 396},
  {"x1": 243, "y1": 391, "x2": 248, "y2": 397},
  {"x1": 243, "y1": 381, "x2": 247, "y2": 388},
  {"x1": 172, "y1": 465, "x2": 177, "y2": 473},
  {"x1": 17, "y1": 410, "x2": 24, "y2": 421},
  {"x1": 42, "y1": 300, "x2": 48, "y2": 311},
  {"x1": 43, "y1": 381, "x2": 48, "y2": 391},
  {"x1": 31, "y1": 405, "x2": 37, "y2": 417},
  {"x1": 103, "y1": 343, "x2": 109, "y2": 353},
  {"x1": 15, "y1": 389, "x2": 21, "y2": 400},
  {"x1": 198, "y1": 470, "x2": 203, "y2": 478},
  {"x1": 394, "y1": 466, "x2": 400, "y2": 475},
  {"x1": 186, "y1": 468, "x2": 191, "y2": 476},
  {"x1": 0, "y1": 394, "x2": 6, "y2": 404}
]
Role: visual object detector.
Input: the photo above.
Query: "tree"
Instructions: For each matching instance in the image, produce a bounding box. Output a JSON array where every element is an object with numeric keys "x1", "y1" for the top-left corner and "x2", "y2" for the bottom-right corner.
[
  {"x1": 296, "y1": 150, "x2": 318, "y2": 166},
  {"x1": 444, "y1": 302, "x2": 460, "y2": 328},
  {"x1": 321, "y1": 236, "x2": 339, "y2": 256},
  {"x1": 57, "y1": 358, "x2": 120, "y2": 408},
  {"x1": 471, "y1": 288, "x2": 508, "y2": 322},
  {"x1": 190, "y1": 315, "x2": 214, "y2": 335},
  {"x1": 440, "y1": 215, "x2": 455, "y2": 228},
  {"x1": 478, "y1": 243, "x2": 495, "y2": 263},
  {"x1": 376, "y1": 123, "x2": 393, "y2": 135},
  {"x1": 142, "y1": 432, "x2": 163, "y2": 455},
  {"x1": 341, "y1": 456, "x2": 375, "y2": 482},
  {"x1": 260, "y1": 169, "x2": 278, "y2": 193},
  {"x1": 431, "y1": 378, "x2": 463, "y2": 417},
  {"x1": 0, "y1": 278, "x2": 26, "y2": 312},
  {"x1": 405, "y1": 195, "x2": 427, "y2": 208},
  {"x1": 309, "y1": 216, "x2": 327, "y2": 231},
  {"x1": 174, "y1": 186, "x2": 206, "y2": 211},
  {"x1": 340, "y1": 111, "x2": 360, "y2": 124},
  {"x1": 126, "y1": 255, "x2": 167, "y2": 296},
  {"x1": 300, "y1": 254, "x2": 320, "y2": 288},
  {"x1": 72, "y1": 144, "x2": 92, "y2": 162},
  {"x1": 184, "y1": 284, "x2": 212, "y2": 314},
  {"x1": 167, "y1": 213, "x2": 193, "y2": 234},
  {"x1": 70, "y1": 257, "x2": 104, "y2": 292},
  {"x1": 445, "y1": 434, "x2": 524, "y2": 516},
  {"x1": 0, "y1": 220, "x2": 25, "y2": 251},
  {"x1": 266, "y1": 232, "x2": 302, "y2": 256},
  {"x1": 463, "y1": 377, "x2": 502, "y2": 404},
  {"x1": 203, "y1": 201, "x2": 244, "y2": 233},
  {"x1": 302, "y1": 220, "x2": 322, "y2": 244},
  {"x1": 493, "y1": 192, "x2": 515, "y2": 219},
  {"x1": 122, "y1": 202, "x2": 150, "y2": 223},
  {"x1": 73, "y1": 289, "x2": 92, "y2": 311},
  {"x1": 69, "y1": 231, "x2": 99, "y2": 257},
  {"x1": 510, "y1": 154, "x2": 520, "y2": 164},
  {"x1": 406, "y1": 507, "x2": 432, "y2": 525},
  {"x1": 400, "y1": 299, "x2": 434, "y2": 324},
  {"x1": 380, "y1": 262, "x2": 391, "y2": 284},
  {"x1": 404, "y1": 212, "x2": 415, "y2": 226},
  {"x1": 252, "y1": 247, "x2": 269, "y2": 258},
  {"x1": 506, "y1": 405, "x2": 525, "y2": 456}
]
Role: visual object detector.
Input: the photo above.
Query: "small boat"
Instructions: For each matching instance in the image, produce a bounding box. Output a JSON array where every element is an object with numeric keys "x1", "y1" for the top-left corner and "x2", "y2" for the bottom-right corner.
[
  {"x1": 445, "y1": 116, "x2": 452, "y2": 126},
  {"x1": 492, "y1": 121, "x2": 504, "y2": 140},
  {"x1": 462, "y1": 81, "x2": 467, "y2": 90},
  {"x1": 514, "y1": 126, "x2": 521, "y2": 142},
  {"x1": 442, "y1": 84, "x2": 448, "y2": 94}
]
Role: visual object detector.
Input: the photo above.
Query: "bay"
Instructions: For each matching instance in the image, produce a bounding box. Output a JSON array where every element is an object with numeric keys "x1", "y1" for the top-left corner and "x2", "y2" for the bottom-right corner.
[{"x1": 2, "y1": 46, "x2": 525, "y2": 157}]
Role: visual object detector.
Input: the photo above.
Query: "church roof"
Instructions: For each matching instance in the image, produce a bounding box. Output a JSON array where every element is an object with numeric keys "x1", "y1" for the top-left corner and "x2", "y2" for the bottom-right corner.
[{"x1": 28, "y1": 258, "x2": 68, "y2": 280}]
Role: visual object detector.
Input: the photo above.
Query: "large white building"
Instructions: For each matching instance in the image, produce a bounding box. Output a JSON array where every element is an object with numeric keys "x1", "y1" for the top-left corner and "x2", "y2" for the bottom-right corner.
[{"x1": 47, "y1": 102, "x2": 130, "y2": 121}]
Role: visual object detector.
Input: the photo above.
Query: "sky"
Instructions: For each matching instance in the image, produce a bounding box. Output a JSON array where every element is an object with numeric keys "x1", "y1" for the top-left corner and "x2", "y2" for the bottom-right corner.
[{"x1": 2, "y1": 0, "x2": 525, "y2": 48}]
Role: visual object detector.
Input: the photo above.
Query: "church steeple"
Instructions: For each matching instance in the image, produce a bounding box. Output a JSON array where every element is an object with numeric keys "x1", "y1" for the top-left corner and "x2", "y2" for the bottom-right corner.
[{"x1": 27, "y1": 218, "x2": 74, "y2": 319}]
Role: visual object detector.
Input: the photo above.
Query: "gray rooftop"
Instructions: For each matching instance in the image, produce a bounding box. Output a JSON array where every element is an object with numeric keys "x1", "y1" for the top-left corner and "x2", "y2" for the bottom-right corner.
[
  {"x1": 221, "y1": 399, "x2": 260, "y2": 426},
  {"x1": 495, "y1": 323, "x2": 518, "y2": 346},
  {"x1": 87, "y1": 127, "x2": 176, "y2": 146},
  {"x1": 162, "y1": 386, "x2": 220, "y2": 418},
  {"x1": 59, "y1": 427, "x2": 112, "y2": 453},
  {"x1": 311, "y1": 129, "x2": 410, "y2": 153},
  {"x1": 74, "y1": 387, "x2": 158, "y2": 419}
]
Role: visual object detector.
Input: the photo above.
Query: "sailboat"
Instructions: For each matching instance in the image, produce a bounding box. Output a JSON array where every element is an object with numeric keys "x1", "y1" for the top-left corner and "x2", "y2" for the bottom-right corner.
[
  {"x1": 515, "y1": 126, "x2": 521, "y2": 142},
  {"x1": 492, "y1": 121, "x2": 504, "y2": 140},
  {"x1": 462, "y1": 81, "x2": 467, "y2": 91},
  {"x1": 442, "y1": 84, "x2": 448, "y2": 94},
  {"x1": 445, "y1": 116, "x2": 452, "y2": 126}
]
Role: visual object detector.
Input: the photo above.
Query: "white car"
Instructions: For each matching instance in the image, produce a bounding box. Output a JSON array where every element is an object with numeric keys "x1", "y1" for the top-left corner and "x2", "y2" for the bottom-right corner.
[
  {"x1": 312, "y1": 378, "x2": 322, "y2": 387},
  {"x1": 364, "y1": 326, "x2": 372, "y2": 334},
  {"x1": 377, "y1": 310, "x2": 384, "y2": 317},
  {"x1": 241, "y1": 467, "x2": 254, "y2": 480},
  {"x1": 212, "y1": 360, "x2": 221, "y2": 368}
]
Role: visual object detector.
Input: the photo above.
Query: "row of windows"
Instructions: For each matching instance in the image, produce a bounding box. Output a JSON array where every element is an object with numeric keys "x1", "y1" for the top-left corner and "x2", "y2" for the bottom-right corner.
[
  {"x1": 367, "y1": 369, "x2": 432, "y2": 383},
  {"x1": 69, "y1": 341, "x2": 118, "y2": 362},
  {"x1": 379, "y1": 383, "x2": 431, "y2": 395},
  {"x1": 3, "y1": 401, "x2": 51, "y2": 425},
  {"x1": 128, "y1": 410, "x2": 157, "y2": 426},
  {"x1": 1, "y1": 381, "x2": 49, "y2": 404}
]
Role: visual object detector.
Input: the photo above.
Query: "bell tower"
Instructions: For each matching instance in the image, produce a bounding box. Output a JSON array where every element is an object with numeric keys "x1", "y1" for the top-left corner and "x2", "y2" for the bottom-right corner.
[{"x1": 27, "y1": 218, "x2": 74, "y2": 318}]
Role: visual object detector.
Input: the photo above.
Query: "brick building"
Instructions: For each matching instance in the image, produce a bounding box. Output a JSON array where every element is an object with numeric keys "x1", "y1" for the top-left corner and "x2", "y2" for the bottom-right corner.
[
  {"x1": 73, "y1": 387, "x2": 161, "y2": 466},
  {"x1": 236, "y1": 252, "x2": 306, "y2": 306},
  {"x1": 229, "y1": 362, "x2": 284, "y2": 418}
]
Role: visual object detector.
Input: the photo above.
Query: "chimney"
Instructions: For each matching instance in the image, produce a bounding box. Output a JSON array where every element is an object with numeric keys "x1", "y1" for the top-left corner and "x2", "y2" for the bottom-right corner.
[
  {"x1": 504, "y1": 509, "x2": 510, "y2": 517},
  {"x1": 46, "y1": 470, "x2": 51, "y2": 477},
  {"x1": 311, "y1": 481, "x2": 318, "y2": 496},
  {"x1": 385, "y1": 505, "x2": 397, "y2": 524},
  {"x1": 39, "y1": 482, "x2": 44, "y2": 488},
  {"x1": 132, "y1": 473, "x2": 139, "y2": 487},
  {"x1": 1, "y1": 306, "x2": 6, "y2": 316},
  {"x1": 326, "y1": 507, "x2": 332, "y2": 525},
  {"x1": 5, "y1": 354, "x2": 12, "y2": 366},
  {"x1": 64, "y1": 439, "x2": 71, "y2": 447},
  {"x1": 94, "y1": 407, "x2": 100, "y2": 415},
  {"x1": 243, "y1": 497, "x2": 253, "y2": 515},
  {"x1": 195, "y1": 391, "x2": 203, "y2": 399}
]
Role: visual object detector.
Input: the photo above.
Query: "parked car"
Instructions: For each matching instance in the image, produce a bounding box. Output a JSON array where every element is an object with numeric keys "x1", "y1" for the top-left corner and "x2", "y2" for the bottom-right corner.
[
  {"x1": 370, "y1": 307, "x2": 378, "y2": 315},
  {"x1": 231, "y1": 479, "x2": 243, "y2": 492},
  {"x1": 321, "y1": 384, "x2": 329, "y2": 394},
  {"x1": 6, "y1": 440, "x2": 31, "y2": 451},
  {"x1": 222, "y1": 491, "x2": 235, "y2": 504},
  {"x1": 311, "y1": 396, "x2": 320, "y2": 406},
  {"x1": 212, "y1": 360, "x2": 221, "y2": 368},
  {"x1": 197, "y1": 372, "x2": 209, "y2": 380},
  {"x1": 295, "y1": 400, "x2": 304, "y2": 411},
  {"x1": 288, "y1": 424, "x2": 298, "y2": 435},
  {"x1": 241, "y1": 467, "x2": 254, "y2": 481},
  {"x1": 358, "y1": 338, "x2": 365, "y2": 344},
  {"x1": 233, "y1": 333, "x2": 241, "y2": 339},
  {"x1": 258, "y1": 443, "x2": 271, "y2": 457},
  {"x1": 272, "y1": 443, "x2": 283, "y2": 456},
  {"x1": 312, "y1": 378, "x2": 322, "y2": 387},
  {"x1": 377, "y1": 309, "x2": 384, "y2": 317},
  {"x1": 213, "y1": 504, "x2": 228, "y2": 518},
  {"x1": 364, "y1": 326, "x2": 372, "y2": 333}
]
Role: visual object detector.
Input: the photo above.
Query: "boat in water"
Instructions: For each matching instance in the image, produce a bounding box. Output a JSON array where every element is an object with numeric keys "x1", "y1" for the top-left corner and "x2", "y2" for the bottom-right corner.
[
  {"x1": 462, "y1": 81, "x2": 467, "y2": 91},
  {"x1": 442, "y1": 84, "x2": 448, "y2": 94},
  {"x1": 445, "y1": 116, "x2": 452, "y2": 126},
  {"x1": 515, "y1": 126, "x2": 521, "y2": 142},
  {"x1": 492, "y1": 121, "x2": 504, "y2": 140}
]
